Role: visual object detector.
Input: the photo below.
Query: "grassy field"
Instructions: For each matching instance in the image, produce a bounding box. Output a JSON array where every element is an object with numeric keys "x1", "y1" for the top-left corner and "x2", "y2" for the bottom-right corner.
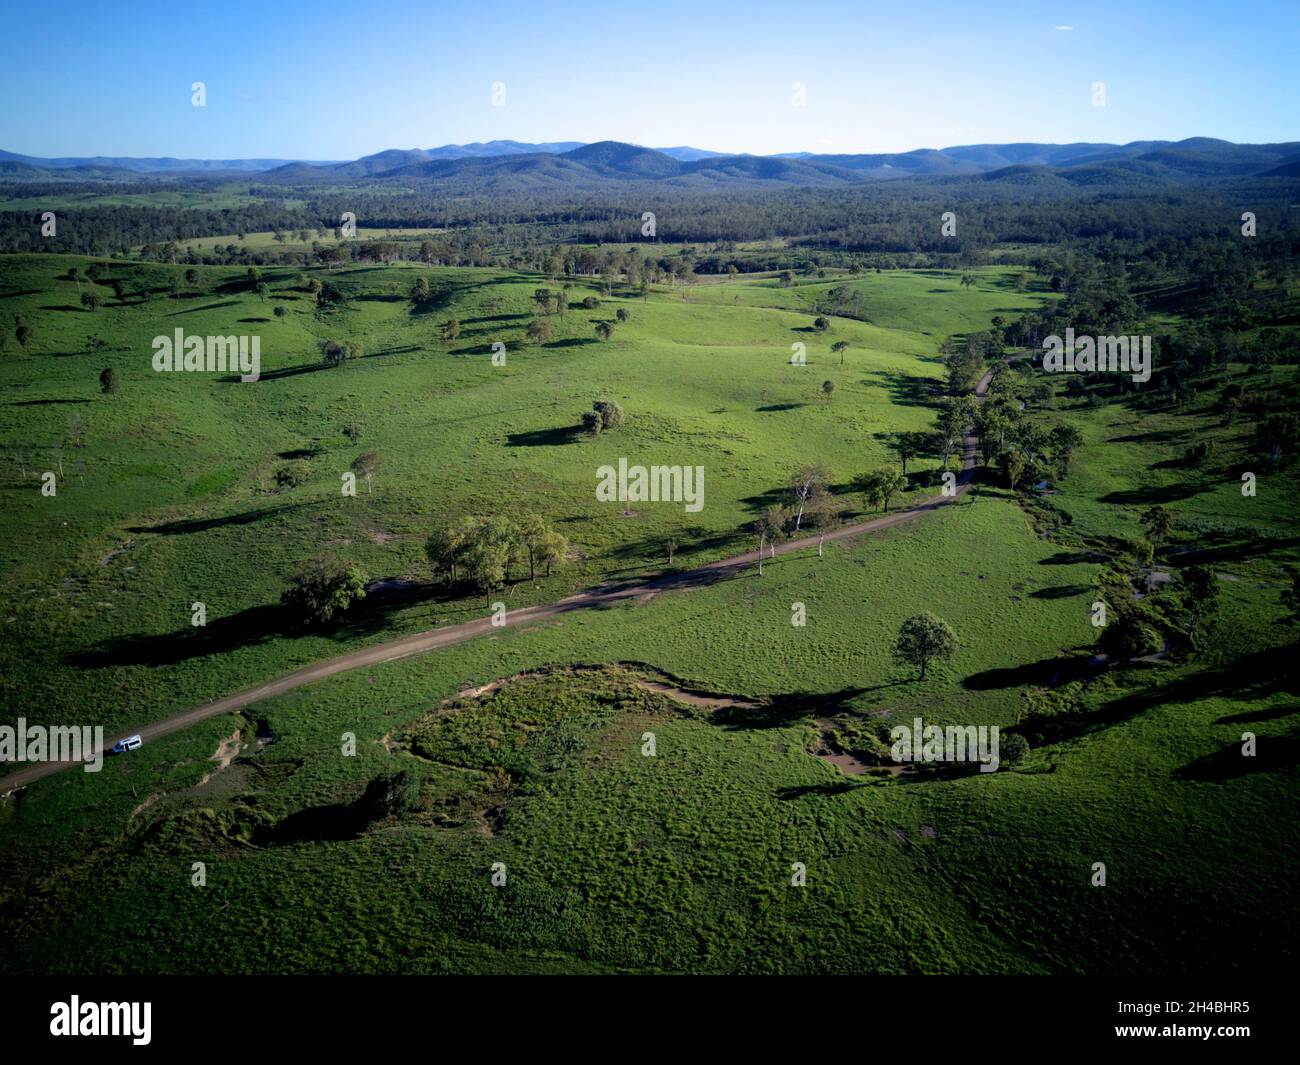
[
  {"x1": 0, "y1": 257, "x2": 1050, "y2": 739},
  {"x1": 1, "y1": 252, "x2": 1296, "y2": 974},
  {"x1": 172, "y1": 227, "x2": 446, "y2": 252}
]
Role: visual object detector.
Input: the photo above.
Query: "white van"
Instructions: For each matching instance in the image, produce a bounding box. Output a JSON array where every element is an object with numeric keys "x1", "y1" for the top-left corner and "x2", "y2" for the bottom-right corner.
[{"x1": 110, "y1": 735, "x2": 143, "y2": 754}]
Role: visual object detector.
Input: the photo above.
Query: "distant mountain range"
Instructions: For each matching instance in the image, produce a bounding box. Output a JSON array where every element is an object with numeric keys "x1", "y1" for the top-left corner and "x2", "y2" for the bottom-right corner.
[{"x1": 3, "y1": 138, "x2": 1298, "y2": 189}]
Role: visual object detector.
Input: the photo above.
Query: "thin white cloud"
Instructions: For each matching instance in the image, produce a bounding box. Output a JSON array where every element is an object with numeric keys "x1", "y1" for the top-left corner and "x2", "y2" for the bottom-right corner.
[{"x1": 1055, "y1": 25, "x2": 1075, "y2": 31}]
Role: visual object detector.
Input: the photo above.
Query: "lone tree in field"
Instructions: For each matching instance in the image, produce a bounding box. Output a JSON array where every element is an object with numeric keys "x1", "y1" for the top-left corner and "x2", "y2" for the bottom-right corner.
[
  {"x1": 80, "y1": 291, "x2": 102, "y2": 311},
  {"x1": 616, "y1": 307, "x2": 630, "y2": 323},
  {"x1": 894, "y1": 613, "x2": 959, "y2": 680},
  {"x1": 595, "y1": 320, "x2": 615, "y2": 341},
  {"x1": 319, "y1": 339, "x2": 351, "y2": 368},
  {"x1": 411, "y1": 276, "x2": 431, "y2": 306},
  {"x1": 813, "y1": 316, "x2": 829, "y2": 333},
  {"x1": 1140, "y1": 505, "x2": 1175, "y2": 546},
  {"x1": 831, "y1": 339, "x2": 849, "y2": 366},
  {"x1": 282, "y1": 554, "x2": 367, "y2": 625},
  {"x1": 821, "y1": 380, "x2": 836, "y2": 402},
  {"x1": 593, "y1": 399, "x2": 624, "y2": 430},
  {"x1": 440, "y1": 319, "x2": 460, "y2": 341},
  {"x1": 98, "y1": 367, "x2": 119, "y2": 394},
  {"x1": 526, "y1": 318, "x2": 552, "y2": 344},
  {"x1": 1181, "y1": 564, "x2": 1221, "y2": 647},
  {"x1": 351, "y1": 451, "x2": 382, "y2": 494}
]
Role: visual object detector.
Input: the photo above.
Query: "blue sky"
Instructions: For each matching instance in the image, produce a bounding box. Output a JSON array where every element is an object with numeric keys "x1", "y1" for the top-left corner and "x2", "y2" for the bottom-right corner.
[{"x1": 1, "y1": 0, "x2": 1296, "y2": 159}]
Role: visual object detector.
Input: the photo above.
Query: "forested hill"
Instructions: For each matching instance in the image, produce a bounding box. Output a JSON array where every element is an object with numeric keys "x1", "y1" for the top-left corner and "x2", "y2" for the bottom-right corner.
[{"x1": 4, "y1": 138, "x2": 1298, "y2": 187}]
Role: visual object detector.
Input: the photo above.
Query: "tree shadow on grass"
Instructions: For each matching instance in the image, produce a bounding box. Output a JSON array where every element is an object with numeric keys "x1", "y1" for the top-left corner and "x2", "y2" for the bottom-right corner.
[
  {"x1": 1108, "y1": 428, "x2": 1188, "y2": 445},
  {"x1": 126, "y1": 501, "x2": 312, "y2": 535},
  {"x1": 464, "y1": 313, "x2": 529, "y2": 325},
  {"x1": 1173, "y1": 732, "x2": 1300, "y2": 781},
  {"x1": 66, "y1": 578, "x2": 455, "y2": 669},
  {"x1": 364, "y1": 345, "x2": 420, "y2": 359},
  {"x1": 1039, "y1": 549, "x2": 1107, "y2": 566},
  {"x1": 254, "y1": 800, "x2": 364, "y2": 844},
  {"x1": 860, "y1": 370, "x2": 941, "y2": 408},
  {"x1": 1168, "y1": 535, "x2": 1300, "y2": 568},
  {"x1": 252, "y1": 776, "x2": 406, "y2": 845},
  {"x1": 962, "y1": 652, "x2": 1099, "y2": 691},
  {"x1": 713, "y1": 687, "x2": 871, "y2": 731},
  {"x1": 1030, "y1": 583, "x2": 1092, "y2": 599},
  {"x1": 1025, "y1": 645, "x2": 1298, "y2": 748},
  {"x1": 776, "y1": 780, "x2": 862, "y2": 800},
  {"x1": 221, "y1": 362, "x2": 330, "y2": 382},
  {"x1": 1098, "y1": 482, "x2": 1213, "y2": 505},
  {"x1": 543, "y1": 337, "x2": 599, "y2": 349},
  {"x1": 164, "y1": 300, "x2": 240, "y2": 316},
  {"x1": 68, "y1": 602, "x2": 287, "y2": 667},
  {"x1": 1216, "y1": 703, "x2": 1299, "y2": 725},
  {"x1": 506, "y1": 424, "x2": 581, "y2": 447}
]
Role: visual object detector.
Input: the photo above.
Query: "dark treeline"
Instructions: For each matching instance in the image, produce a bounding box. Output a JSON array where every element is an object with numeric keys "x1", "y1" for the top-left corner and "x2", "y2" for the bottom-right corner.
[{"x1": 3, "y1": 173, "x2": 1298, "y2": 268}]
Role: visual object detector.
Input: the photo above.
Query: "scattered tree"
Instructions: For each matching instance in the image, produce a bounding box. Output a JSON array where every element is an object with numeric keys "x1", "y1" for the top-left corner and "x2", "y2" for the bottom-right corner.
[
  {"x1": 351, "y1": 451, "x2": 382, "y2": 494},
  {"x1": 592, "y1": 399, "x2": 624, "y2": 430},
  {"x1": 281, "y1": 554, "x2": 368, "y2": 625},
  {"x1": 1181, "y1": 564, "x2": 1221, "y2": 647},
  {"x1": 1140, "y1": 505, "x2": 1175, "y2": 546},
  {"x1": 853, "y1": 467, "x2": 907, "y2": 512},
  {"x1": 788, "y1": 463, "x2": 831, "y2": 531},
  {"x1": 894, "y1": 613, "x2": 959, "y2": 680}
]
